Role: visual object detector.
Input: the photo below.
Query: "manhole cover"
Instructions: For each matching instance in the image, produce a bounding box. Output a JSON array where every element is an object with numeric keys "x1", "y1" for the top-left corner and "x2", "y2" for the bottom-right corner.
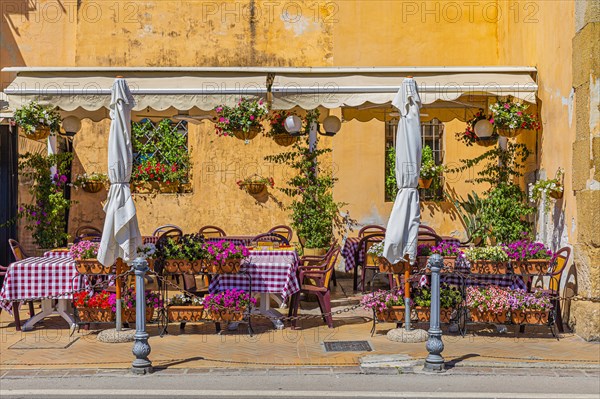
[{"x1": 323, "y1": 340, "x2": 373, "y2": 352}]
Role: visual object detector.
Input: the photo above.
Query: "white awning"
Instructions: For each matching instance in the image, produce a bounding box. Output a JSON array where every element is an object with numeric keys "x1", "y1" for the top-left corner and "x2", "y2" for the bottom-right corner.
[{"x1": 2, "y1": 67, "x2": 537, "y2": 121}]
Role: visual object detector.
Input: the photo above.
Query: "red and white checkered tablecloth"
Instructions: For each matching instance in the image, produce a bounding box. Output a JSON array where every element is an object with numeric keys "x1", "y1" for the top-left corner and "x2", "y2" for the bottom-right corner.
[
  {"x1": 0, "y1": 256, "x2": 88, "y2": 313},
  {"x1": 43, "y1": 249, "x2": 71, "y2": 258},
  {"x1": 208, "y1": 249, "x2": 300, "y2": 302}
]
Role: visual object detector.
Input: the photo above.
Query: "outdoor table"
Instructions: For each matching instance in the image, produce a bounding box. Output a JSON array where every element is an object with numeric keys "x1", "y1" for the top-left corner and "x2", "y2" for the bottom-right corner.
[
  {"x1": 208, "y1": 247, "x2": 300, "y2": 329},
  {"x1": 43, "y1": 248, "x2": 71, "y2": 258},
  {"x1": 206, "y1": 236, "x2": 255, "y2": 246},
  {"x1": 0, "y1": 256, "x2": 88, "y2": 331},
  {"x1": 341, "y1": 236, "x2": 384, "y2": 273}
]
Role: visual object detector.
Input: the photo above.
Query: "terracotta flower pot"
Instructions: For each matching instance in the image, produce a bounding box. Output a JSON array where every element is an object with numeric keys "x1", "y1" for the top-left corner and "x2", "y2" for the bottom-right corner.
[
  {"x1": 511, "y1": 259, "x2": 550, "y2": 275},
  {"x1": 272, "y1": 133, "x2": 298, "y2": 147},
  {"x1": 418, "y1": 178, "x2": 433, "y2": 189},
  {"x1": 376, "y1": 306, "x2": 405, "y2": 322},
  {"x1": 242, "y1": 182, "x2": 266, "y2": 195},
  {"x1": 233, "y1": 126, "x2": 261, "y2": 141},
  {"x1": 470, "y1": 260, "x2": 509, "y2": 274},
  {"x1": 163, "y1": 259, "x2": 195, "y2": 274},
  {"x1": 167, "y1": 305, "x2": 205, "y2": 322},
  {"x1": 510, "y1": 310, "x2": 550, "y2": 325},
  {"x1": 442, "y1": 256, "x2": 457, "y2": 272},
  {"x1": 417, "y1": 256, "x2": 429, "y2": 271},
  {"x1": 497, "y1": 127, "x2": 526, "y2": 138},
  {"x1": 19, "y1": 125, "x2": 51, "y2": 141},
  {"x1": 82, "y1": 180, "x2": 105, "y2": 193},
  {"x1": 75, "y1": 259, "x2": 115, "y2": 275},
  {"x1": 122, "y1": 307, "x2": 155, "y2": 323},
  {"x1": 204, "y1": 258, "x2": 242, "y2": 274},
  {"x1": 414, "y1": 306, "x2": 453, "y2": 323},
  {"x1": 158, "y1": 181, "x2": 179, "y2": 193},
  {"x1": 377, "y1": 256, "x2": 410, "y2": 274},
  {"x1": 207, "y1": 307, "x2": 246, "y2": 322},
  {"x1": 77, "y1": 307, "x2": 115, "y2": 323},
  {"x1": 469, "y1": 309, "x2": 508, "y2": 323}
]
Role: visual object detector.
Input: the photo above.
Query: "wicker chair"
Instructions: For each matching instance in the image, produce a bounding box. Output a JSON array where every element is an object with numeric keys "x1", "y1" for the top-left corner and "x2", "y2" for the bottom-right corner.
[{"x1": 198, "y1": 225, "x2": 226, "y2": 238}]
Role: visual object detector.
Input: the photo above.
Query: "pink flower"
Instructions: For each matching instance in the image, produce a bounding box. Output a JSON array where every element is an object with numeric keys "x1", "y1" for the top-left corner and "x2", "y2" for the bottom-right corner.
[
  {"x1": 504, "y1": 103, "x2": 511, "y2": 109},
  {"x1": 489, "y1": 118, "x2": 494, "y2": 124},
  {"x1": 219, "y1": 117, "x2": 225, "y2": 122},
  {"x1": 249, "y1": 115, "x2": 255, "y2": 121},
  {"x1": 517, "y1": 111, "x2": 522, "y2": 116}
]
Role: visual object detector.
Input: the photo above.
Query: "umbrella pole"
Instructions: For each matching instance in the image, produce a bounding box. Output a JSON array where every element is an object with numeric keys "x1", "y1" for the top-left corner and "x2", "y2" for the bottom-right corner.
[
  {"x1": 116, "y1": 258, "x2": 123, "y2": 331},
  {"x1": 404, "y1": 267, "x2": 411, "y2": 331}
]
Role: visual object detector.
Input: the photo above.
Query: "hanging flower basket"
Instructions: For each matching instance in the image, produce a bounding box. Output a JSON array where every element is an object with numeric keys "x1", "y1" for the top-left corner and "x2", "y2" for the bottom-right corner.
[
  {"x1": 272, "y1": 133, "x2": 298, "y2": 147},
  {"x1": 475, "y1": 137, "x2": 498, "y2": 147},
  {"x1": 237, "y1": 175, "x2": 274, "y2": 195},
  {"x1": 376, "y1": 257, "x2": 410, "y2": 274},
  {"x1": 75, "y1": 259, "x2": 115, "y2": 275},
  {"x1": 214, "y1": 98, "x2": 268, "y2": 142},
  {"x1": 168, "y1": 305, "x2": 205, "y2": 322},
  {"x1": 418, "y1": 178, "x2": 432, "y2": 189},
  {"x1": 469, "y1": 309, "x2": 508, "y2": 323},
  {"x1": 158, "y1": 181, "x2": 180, "y2": 193},
  {"x1": 76, "y1": 307, "x2": 115, "y2": 323},
  {"x1": 496, "y1": 127, "x2": 526, "y2": 138},
  {"x1": 241, "y1": 182, "x2": 265, "y2": 195},
  {"x1": 376, "y1": 306, "x2": 405, "y2": 322},
  {"x1": 204, "y1": 258, "x2": 242, "y2": 274},
  {"x1": 548, "y1": 188, "x2": 563, "y2": 200},
  {"x1": 232, "y1": 125, "x2": 261, "y2": 141},
  {"x1": 81, "y1": 180, "x2": 105, "y2": 193},
  {"x1": 19, "y1": 125, "x2": 51, "y2": 141},
  {"x1": 511, "y1": 259, "x2": 550, "y2": 275},
  {"x1": 510, "y1": 310, "x2": 550, "y2": 325}
]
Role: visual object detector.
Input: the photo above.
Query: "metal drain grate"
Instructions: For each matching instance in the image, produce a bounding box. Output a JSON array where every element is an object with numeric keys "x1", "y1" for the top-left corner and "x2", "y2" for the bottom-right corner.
[{"x1": 323, "y1": 340, "x2": 373, "y2": 352}]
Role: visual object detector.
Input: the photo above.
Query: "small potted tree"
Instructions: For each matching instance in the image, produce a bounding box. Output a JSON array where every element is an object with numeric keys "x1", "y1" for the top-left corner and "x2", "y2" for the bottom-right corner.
[
  {"x1": 466, "y1": 285, "x2": 510, "y2": 323},
  {"x1": 14, "y1": 101, "x2": 61, "y2": 141},
  {"x1": 419, "y1": 145, "x2": 443, "y2": 189},
  {"x1": 214, "y1": 98, "x2": 268, "y2": 143},
  {"x1": 465, "y1": 246, "x2": 509, "y2": 274},
  {"x1": 203, "y1": 289, "x2": 256, "y2": 322},
  {"x1": 489, "y1": 98, "x2": 540, "y2": 138},
  {"x1": 70, "y1": 240, "x2": 114, "y2": 275}
]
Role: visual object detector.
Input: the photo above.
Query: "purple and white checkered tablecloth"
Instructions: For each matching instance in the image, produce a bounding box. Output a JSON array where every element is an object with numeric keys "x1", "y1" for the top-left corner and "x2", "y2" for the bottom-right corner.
[
  {"x1": 208, "y1": 249, "x2": 300, "y2": 302},
  {"x1": 0, "y1": 256, "x2": 88, "y2": 313},
  {"x1": 439, "y1": 257, "x2": 527, "y2": 290},
  {"x1": 341, "y1": 236, "x2": 384, "y2": 272},
  {"x1": 206, "y1": 236, "x2": 255, "y2": 247}
]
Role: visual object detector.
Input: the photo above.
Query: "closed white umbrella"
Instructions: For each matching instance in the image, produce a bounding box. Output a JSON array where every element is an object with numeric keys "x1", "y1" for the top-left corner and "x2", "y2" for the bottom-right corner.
[
  {"x1": 98, "y1": 77, "x2": 142, "y2": 328},
  {"x1": 383, "y1": 78, "x2": 422, "y2": 332}
]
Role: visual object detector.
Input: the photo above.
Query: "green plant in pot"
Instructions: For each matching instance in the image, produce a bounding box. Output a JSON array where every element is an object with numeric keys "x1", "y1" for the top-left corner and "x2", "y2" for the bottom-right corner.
[
  {"x1": 14, "y1": 101, "x2": 61, "y2": 141},
  {"x1": 265, "y1": 110, "x2": 354, "y2": 255},
  {"x1": 419, "y1": 145, "x2": 443, "y2": 189},
  {"x1": 413, "y1": 284, "x2": 462, "y2": 323}
]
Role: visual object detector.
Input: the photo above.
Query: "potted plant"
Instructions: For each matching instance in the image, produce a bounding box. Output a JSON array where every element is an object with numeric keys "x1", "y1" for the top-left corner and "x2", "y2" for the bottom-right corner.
[
  {"x1": 456, "y1": 109, "x2": 498, "y2": 147},
  {"x1": 268, "y1": 111, "x2": 298, "y2": 147},
  {"x1": 465, "y1": 246, "x2": 509, "y2": 274},
  {"x1": 214, "y1": 98, "x2": 268, "y2": 142},
  {"x1": 360, "y1": 289, "x2": 406, "y2": 322},
  {"x1": 122, "y1": 287, "x2": 162, "y2": 323},
  {"x1": 236, "y1": 175, "x2": 274, "y2": 195},
  {"x1": 73, "y1": 290, "x2": 116, "y2": 322},
  {"x1": 70, "y1": 240, "x2": 114, "y2": 274},
  {"x1": 503, "y1": 237, "x2": 554, "y2": 275},
  {"x1": 529, "y1": 168, "x2": 564, "y2": 214},
  {"x1": 419, "y1": 145, "x2": 443, "y2": 189},
  {"x1": 489, "y1": 98, "x2": 540, "y2": 138},
  {"x1": 136, "y1": 242, "x2": 158, "y2": 271},
  {"x1": 203, "y1": 289, "x2": 256, "y2": 322},
  {"x1": 204, "y1": 240, "x2": 249, "y2": 274},
  {"x1": 167, "y1": 294, "x2": 205, "y2": 322},
  {"x1": 72, "y1": 172, "x2": 109, "y2": 193},
  {"x1": 430, "y1": 241, "x2": 463, "y2": 271},
  {"x1": 156, "y1": 233, "x2": 207, "y2": 274},
  {"x1": 413, "y1": 285, "x2": 462, "y2": 323},
  {"x1": 14, "y1": 101, "x2": 61, "y2": 141},
  {"x1": 466, "y1": 285, "x2": 511, "y2": 323},
  {"x1": 508, "y1": 289, "x2": 553, "y2": 325},
  {"x1": 416, "y1": 244, "x2": 432, "y2": 270},
  {"x1": 132, "y1": 159, "x2": 161, "y2": 193},
  {"x1": 367, "y1": 241, "x2": 410, "y2": 274}
]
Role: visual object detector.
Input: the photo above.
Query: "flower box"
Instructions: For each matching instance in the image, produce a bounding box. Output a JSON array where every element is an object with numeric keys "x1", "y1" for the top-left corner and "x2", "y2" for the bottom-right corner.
[
  {"x1": 167, "y1": 305, "x2": 205, "y2": 322},
  {"x1": 417, "y1": 256, "x2": 429, "y2": 271},
  {"x1": 133, "y1": 181, "x2": 159, "y2": 194},
  {"x1": 162, "y1": 259, "x2": 203, "y2": 274},
  {"x1": 377, "y1": 257, "x2": 410, "y2": 274},
  {"x1": 511, "y1": 259, "x2": 550, "y2": 275},
  {"x1": 75, "y1": 259, "x2": 114, "y2": 275},
  {"x1": 497, "y1": 127, "x2": 526, "y2": 138},
  {"x1": 19, "y1": 125, "x2": 51, "y2": 141},
  {"x1": 470, "y1": 260, "x2": 509, "y2": 274},
  {"x1": 441, "y1": 256, "x2": 457, "y2": 272},
  {"x1": 122, "y1": 307, "x2": 155, "y2": 323},
  {"x1": 82, "y1": 180, "x2": 105, "y2": 193},
  {"x1": 414, "y1": 306, "x2": 453, "y2": 323},
  {"x1": 376, "y1": 306, "x2": 405, "y2": 322},
  {"x1": 469, "y1": 309, "x2": 508, "y2": 323},
  {"x1": 207, "y1": 308, "x2": 246, "y2": 322},
  {"x1": 510, "y1": 310, "x2": 550, "y2": 325},
  {"x1": 158, "y1": 181, "x2": 179, "y2": 193},
  {"x1": 76, "y1": 307, "x2": 115, "y2": 323},
  {"x1": 418, "y1": 178, "x2": 432, "y2": 189},
  {"x1": 204, "y1": 258, "x2": 242, "y2": 274}
]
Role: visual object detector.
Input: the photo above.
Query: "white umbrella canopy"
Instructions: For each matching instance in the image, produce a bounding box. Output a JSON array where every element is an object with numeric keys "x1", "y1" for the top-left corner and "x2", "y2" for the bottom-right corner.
[
  {"x1": 383, "y1": 78, "x2": 422, "y2": 264},
  {"x1": 98, "y1": 78, "x2": 142, "y2": 266}
]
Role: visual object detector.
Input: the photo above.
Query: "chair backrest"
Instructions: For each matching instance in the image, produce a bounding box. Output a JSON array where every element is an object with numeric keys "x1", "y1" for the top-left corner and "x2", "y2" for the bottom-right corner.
[
  {"x1": 549, "y1": 246, "x2": 571, "y2": 293},
  {"x1": 417, "y1": 231, "x2": 443, "y2": 248},
  {"x1": 75, "y1": 225, "x2": 102, "y2": 238},
  {"x1": 323, "y1": 246, "x2": 341, "y2": 289},
  {"x1": 358, "y1": 225, "x2": 386, "y2": 237},
  {"x1": 8, "y1": 239, "x2": 27, "y2": 262},
  {"x1": 267, "y1": 225, "x2": 293, "y2": 242},
  {"x1": 252, "y1": 232, "x2": 290, "y2": 246},
  {"x1": 198, "y1": 225, "x2": 226, "y2": 238},
  {"x1": 74, "y1": 235, "x2": 102, "y2": 244},
  {"x1": 358, "y1": 233, "x2": 385, "y2": 268},
  {"x1": 418, "y1": 224, "x2": 437, "y2": 235},
  {"x1": 153, "y1": 224, "x2": 183, "y2": 237}
]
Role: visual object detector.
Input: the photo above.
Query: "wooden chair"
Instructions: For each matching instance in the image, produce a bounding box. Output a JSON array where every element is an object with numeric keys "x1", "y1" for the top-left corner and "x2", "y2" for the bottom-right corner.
[
  {"x1": 289, "y1": 245, "x2": 341, "y2": 329},
  {"x1": 267, "y1": 225, "x2": 293, "y2": 242},
  {"x1": 358, "y1": 225, "x2": 386, "y2": 237},
  {"x1": 198, "y1": 225, "x2": 226, "y2": 238},
  {"x1": 542, "y1": 247, "x2": 571, "y2": 333},
  {"x1": 75, "y1": 225, "x2": 102, "y2": 237},
  {"x1": 153, "y1": 224, "x2": 183, "y2": 237},
  {"x1": 1, "y1": 263, "x2": 36, "y2": 331},
  {"x1": 355, "y1": 233, "x2": 387, "y2": 292},
  {"x1": 252, "y1": 232, "x2": 290, "y2": 246},
  {"x1": 8, "y1": 239, "x2": 28, "y2": 262}
]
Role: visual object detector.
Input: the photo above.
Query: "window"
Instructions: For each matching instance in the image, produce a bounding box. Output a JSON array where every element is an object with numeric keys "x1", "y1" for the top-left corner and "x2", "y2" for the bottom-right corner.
[
  {"x1": 131, "y1": 119, "x2": 191, "y2": 191},
  {"x1": 385, "y1": 118, "x2": 445, "y2": 201}
]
